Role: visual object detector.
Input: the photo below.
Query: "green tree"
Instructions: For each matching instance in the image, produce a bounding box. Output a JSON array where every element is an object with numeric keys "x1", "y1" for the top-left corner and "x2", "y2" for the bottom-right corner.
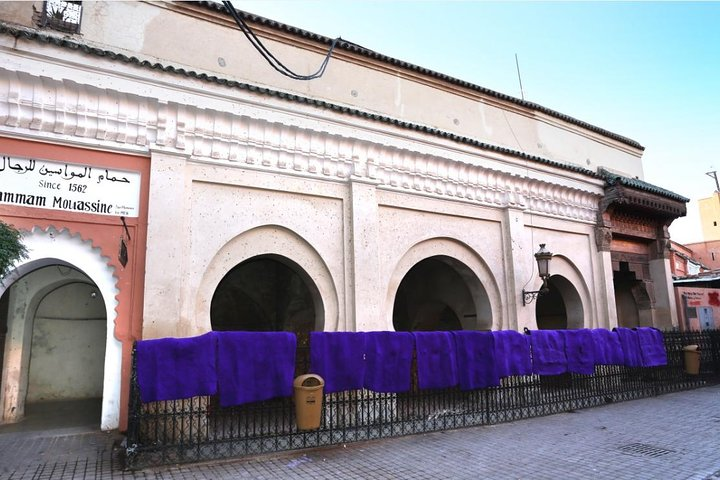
[{"x1": 0, "y1": 220, "x2": 28, "y2": 278}]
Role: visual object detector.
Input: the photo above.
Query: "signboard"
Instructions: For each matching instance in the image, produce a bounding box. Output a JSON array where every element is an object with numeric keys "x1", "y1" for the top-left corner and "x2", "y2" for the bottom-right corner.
[
  {"x1": 682, "y1": 289, "x2": 720, "y2": 307},
  {"x1": 0, "y1": 155, "x2": 141, "y2": 217}
]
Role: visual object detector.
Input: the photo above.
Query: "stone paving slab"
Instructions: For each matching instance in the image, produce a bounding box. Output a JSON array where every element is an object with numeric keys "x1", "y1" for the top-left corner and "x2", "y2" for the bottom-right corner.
[{"x1": 2, "y1": 385, "x2": 719, "y2": 479}]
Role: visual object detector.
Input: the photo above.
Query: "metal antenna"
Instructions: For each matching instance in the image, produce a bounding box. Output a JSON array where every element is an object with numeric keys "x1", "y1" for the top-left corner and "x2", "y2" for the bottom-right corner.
[
  {"x1": 706, "y1": 170, "x2": 719, "y2": 192},
  {"x1": 515, "y1": 54, "x2": 525, "y2": 101}
]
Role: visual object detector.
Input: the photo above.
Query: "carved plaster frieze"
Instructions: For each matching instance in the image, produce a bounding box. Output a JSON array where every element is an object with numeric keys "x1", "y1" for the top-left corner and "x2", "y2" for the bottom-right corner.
[{"x1": 0, "y1": 69, "x2": 600, "y2": 223}]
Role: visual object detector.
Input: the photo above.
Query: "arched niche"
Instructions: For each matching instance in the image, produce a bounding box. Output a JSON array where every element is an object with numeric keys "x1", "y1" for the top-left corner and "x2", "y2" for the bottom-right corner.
[
  {"x1": 0, "y1": 227, "x2": 120, "y2": 430},
  {"x1": 533, "y1": 254, "x2": 592, "y2": 330},
  {"x1": 196, "y1": 225, "x2": 339, "y2": 332},
  {"x1": 385, "y1": 237, "x2": 501, "y2": 331}
]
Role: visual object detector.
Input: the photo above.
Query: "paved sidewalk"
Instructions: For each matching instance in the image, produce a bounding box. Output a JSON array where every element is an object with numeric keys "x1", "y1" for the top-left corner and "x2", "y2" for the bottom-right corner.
[{"x1": 2, "y1": 385, "x2": 719, "y2": 479}]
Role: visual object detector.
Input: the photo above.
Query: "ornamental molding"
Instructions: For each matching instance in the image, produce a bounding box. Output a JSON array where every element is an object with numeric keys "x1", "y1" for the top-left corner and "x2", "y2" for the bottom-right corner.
[{"x1": 0, "y1": 68, "x2": 601, "y2": 223}]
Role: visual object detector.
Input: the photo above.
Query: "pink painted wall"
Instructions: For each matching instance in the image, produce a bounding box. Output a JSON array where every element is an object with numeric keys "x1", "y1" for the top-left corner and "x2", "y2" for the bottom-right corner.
[
  {"x1": 675, "y1": 286, "x2": 720, "y2": 331},
  {"x1": 0, "y1": 137, "x2": 149, "y2": 430}
]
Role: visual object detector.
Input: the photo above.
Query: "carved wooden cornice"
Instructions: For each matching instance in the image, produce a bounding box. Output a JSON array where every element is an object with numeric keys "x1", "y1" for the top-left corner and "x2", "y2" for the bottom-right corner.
[{"x1": 600, "y1": 183, "x2": 687, "y2": 220}]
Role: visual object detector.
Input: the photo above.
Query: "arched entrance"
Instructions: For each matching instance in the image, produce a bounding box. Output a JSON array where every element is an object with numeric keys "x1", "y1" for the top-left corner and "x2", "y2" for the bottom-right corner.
[
  {"x1": 613, "y1": 265, "x2": 652, "y2": 328},
  {"x1": 0, "y1": 227, "x2": 120, "y2": 430},
  {"x1": 392, "y1": 255, "x2": 488, "y2": 331},
  {"x1": 1, "y1": 264, "x2": 107, "y2": 428},
  {"x1": 210, "y1": 255, "x2": 321, "y2": 333},
  {"x1": 536, "y1": 275, "x2": 584, "y2": 330}
]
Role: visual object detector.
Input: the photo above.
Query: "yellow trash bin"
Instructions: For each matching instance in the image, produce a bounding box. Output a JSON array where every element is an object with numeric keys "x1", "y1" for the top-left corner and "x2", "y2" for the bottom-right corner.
[
  {"x1": 683, "y1": 345, "x2": 700, "y2": 375},
  {"x1": 293, "y1": 374, "x2": 324, "y2": 430}
]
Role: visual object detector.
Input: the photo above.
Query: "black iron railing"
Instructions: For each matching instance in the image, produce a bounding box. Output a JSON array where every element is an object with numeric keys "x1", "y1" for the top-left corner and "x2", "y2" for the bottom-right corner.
[{"x1": 124, "y1": 330, "x2": 720, "y2": 469}]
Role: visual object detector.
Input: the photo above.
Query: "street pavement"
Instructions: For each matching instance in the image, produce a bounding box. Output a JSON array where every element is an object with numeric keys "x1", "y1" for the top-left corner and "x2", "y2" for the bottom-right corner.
[{"x1": 1, "y1": 385, "x2": 719, "y2": 479}]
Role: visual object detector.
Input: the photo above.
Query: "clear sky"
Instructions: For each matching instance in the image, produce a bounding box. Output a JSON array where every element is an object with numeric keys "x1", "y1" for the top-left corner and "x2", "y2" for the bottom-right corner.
[{"x1": 237, "y1": 1, "x2": 720, "y2": 244}]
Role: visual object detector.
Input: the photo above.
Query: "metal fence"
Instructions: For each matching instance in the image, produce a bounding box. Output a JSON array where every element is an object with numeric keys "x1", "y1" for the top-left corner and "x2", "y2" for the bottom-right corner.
[{"x1": 124, "y1": 330, "x2": 720, "y2": 469}]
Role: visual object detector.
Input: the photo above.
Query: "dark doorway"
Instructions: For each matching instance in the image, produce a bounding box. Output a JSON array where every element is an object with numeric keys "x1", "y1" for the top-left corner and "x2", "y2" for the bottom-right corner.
[
  {"x1": 393, "y1": 256, "x2": 476, "y2": 332},
  {"x1": 613, "y1": 265, "x2": 650, "y2": 328},
  {"x1": 536, "y1": 280, "x2": 567, "y2": 330},
  {"x1": 211, "y1": 255, "x2": 318, "y2": 333},
  {"x1": 535, "y1": 275, "x2": 584, "y2": 330}
]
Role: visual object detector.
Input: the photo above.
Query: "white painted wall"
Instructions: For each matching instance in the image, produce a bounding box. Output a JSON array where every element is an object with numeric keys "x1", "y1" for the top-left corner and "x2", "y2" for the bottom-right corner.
[
  {"x1": 0, "y1": 1, "x2": 645, "y2": 179},
  {"x1": 26, "y1": 282, "x2": 106, "y2": 402}
]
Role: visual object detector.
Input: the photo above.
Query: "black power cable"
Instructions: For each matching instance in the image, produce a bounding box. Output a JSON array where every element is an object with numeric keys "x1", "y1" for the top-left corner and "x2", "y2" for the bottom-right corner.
[{"x1": 222, "y1": 1, "x2": 340, "y2": 81}]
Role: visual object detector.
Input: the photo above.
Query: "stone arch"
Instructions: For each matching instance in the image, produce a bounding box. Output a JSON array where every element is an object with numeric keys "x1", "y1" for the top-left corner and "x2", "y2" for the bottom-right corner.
[
  {"x1": 0, "y1": 227, "x2": 120, "y2": 430},
  {"x1": 196, "y1": 225, "x2": 339, "y2": 332},
  {"x1": 385, "y1": 237, "x2": 501, "y2": 331},
  {"x1": 533, "y1": 254, "x2": 591, "y2": 330}
]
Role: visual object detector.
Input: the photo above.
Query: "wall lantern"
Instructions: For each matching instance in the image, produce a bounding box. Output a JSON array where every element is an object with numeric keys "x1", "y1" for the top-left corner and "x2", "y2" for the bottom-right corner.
[{"x1": 522, "y1": 244, "x2": 553, "y2": 306}]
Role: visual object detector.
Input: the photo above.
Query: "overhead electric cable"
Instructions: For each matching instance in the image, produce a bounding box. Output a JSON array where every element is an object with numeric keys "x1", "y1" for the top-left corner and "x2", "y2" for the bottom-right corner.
[{"x1": 222, "y1": 1, "x2": 340, "y2": 81}]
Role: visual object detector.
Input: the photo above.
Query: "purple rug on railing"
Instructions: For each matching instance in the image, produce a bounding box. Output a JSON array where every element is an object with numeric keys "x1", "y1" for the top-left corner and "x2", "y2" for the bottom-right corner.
[
  {"x1": 310, "y1": 332, "x2": 367, "y2": 394},
  {"x1": 136, "y1": 332, "x2": 218, "y2": 403},
  {"x1": 591, "y1": 328, "x2": 625, "y2": 365},
  {"x1": 216, "y1": 331, "x2": 297, "y2": 407},
  {"x1": 364, "y1": 331, "x2": 414, "y2": 393},
  {"x1": 527, "y1": 330, "x2": 568, "y2": 376},
  {"x1": 452, "y1": 331, "x2": 499, "y2": 390},
  {"x1": 636, "y1": 327, "x2": 668, "y2": 367},
  {"x1": 561, "y1": 329, "x2": 595, "y2": 375},
  {"x1": 614, "y1": 327, "x2": 644, "y2": 367},
  {"x1": 493, "y1": 330, "x2": 532, "y2": 378},
  {"x1": 413, "y1": 331, "x2": 458, "y2": 390}
]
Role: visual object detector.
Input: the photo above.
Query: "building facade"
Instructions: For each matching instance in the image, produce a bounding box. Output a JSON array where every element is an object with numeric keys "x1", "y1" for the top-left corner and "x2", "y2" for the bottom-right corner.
[
  {"x1": 698, "y1": 191, "x2": 720, "y2": 242},
  {"x1": 684, "y1": 192, "x2": 720, "y2": 270},
  {"x1": 0, "y1": 1, "x2": 686, "y2": 430}
]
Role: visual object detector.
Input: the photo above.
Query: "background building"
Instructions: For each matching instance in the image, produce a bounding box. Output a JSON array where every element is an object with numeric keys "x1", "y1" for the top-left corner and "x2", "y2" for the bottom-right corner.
[{"x1": 684, "y1": 191, "x2": 720, "y2": 269}]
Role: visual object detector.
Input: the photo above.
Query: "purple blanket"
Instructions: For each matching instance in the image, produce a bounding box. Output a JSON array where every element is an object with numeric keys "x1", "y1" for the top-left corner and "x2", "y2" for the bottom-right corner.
[
  {"x1": 614, "y1": 327, "x2": 644, "y2": 367},
  {"x1": 413, "y1": 331, "x2": 458, "y2": 390},
  {"x1": 493, "y1": 330, "x2": 532, "y2": 378},
  {"x1": 364, "y1": 331, "x2": 414, "y2": 393},
  {"x1": 136, "y1": 332, "x2": 217, "y2": 403},
  {"x1": 591, "y1": 329, "x2": 625, "y2": 365},
  {"x1": 310, "y1": 332, "x2": 367, "y2": 393},
  {"x1": 636, "y1": 327, "x2": 668, "y2": 367},
  {"x1": 452, "y1": 331, "x2": 499, "y2": 390},
  {"x1": 216, "y1": 331, "x2": 296, "y2": 407},
  {"x1": 527, "y1": 330, "x2": 568, "y2": 376},
  {"x1": 561, "y1": 329, "x2": 595, "y2": 375}
]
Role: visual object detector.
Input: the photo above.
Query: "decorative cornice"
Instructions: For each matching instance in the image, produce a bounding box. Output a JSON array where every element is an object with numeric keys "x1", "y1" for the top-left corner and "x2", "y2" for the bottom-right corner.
[
  {"x1": 0, "y1": 21, "x2": 602, "y2": 180},
  {"x1": 599, "y1": 168, "x2": 689, "y2": 204},
  {"x1": 601, "y1": 184, "x2": 687, "y2": 220},
  {"x1": 0, "y1": 68, "x2": 601, "y2": 223}
]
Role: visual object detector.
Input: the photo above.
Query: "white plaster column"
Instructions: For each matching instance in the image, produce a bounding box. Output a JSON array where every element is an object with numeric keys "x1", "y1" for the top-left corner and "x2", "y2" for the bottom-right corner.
[
  {"x1": 595, "y1": 250, "x2": 618, "y2": 329},
  {"x1": 1, "y1": 281, "x2": 31, "y2": 424},
  {"x1": 142, "y1": 148, "x2": 192, "y2": 339},
  {"x1": 501, "y1": 207, "x2": 529, "y2": 331},
  {"x1": 593, "y1": 225, "x2": 618, "y2": 329},
  {"x1": 649, "y1": 257, "x2": 679, "y2": 329},
  {"x1": 348, "y1": 180, "x2": 381, "y2": 332}
]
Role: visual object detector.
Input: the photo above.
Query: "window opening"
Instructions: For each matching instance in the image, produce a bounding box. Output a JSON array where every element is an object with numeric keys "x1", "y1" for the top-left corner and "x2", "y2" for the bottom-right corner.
[{"x1": 39, "y1": 1, "x2": 82, "y2": 34}]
